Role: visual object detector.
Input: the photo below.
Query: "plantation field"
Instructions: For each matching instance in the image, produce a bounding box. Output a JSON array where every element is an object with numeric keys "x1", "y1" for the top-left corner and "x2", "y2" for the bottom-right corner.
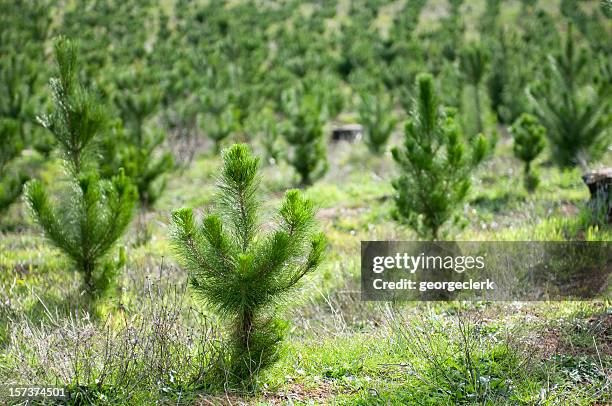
[{"x1": 1, "y1": 0, "x2": 611, "y2": 404}]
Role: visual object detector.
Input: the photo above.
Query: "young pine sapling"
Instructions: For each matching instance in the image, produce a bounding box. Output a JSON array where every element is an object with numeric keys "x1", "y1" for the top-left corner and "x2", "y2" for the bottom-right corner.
[
  {"x1": 358, "y1": 92, "x2": 398, "y2": 154},
  {"x1": 0, "y1": 119, "x2": 28, "y2": 212},
  {"x1": 282, "y1": 89, "x2": 328, "y2": 186},
  {"x1": 257, "y1": 109, "x2": 284, "y2": 165},
  {"x1": 510, "y1": 113, "x2": 546, "y2": 192},
  {"x1": 198, "y1": 104, "x2": 236, "y2": 154},
  {"x1": 460, "y1": 43, "x2": 489, "y2": 134},
  {"x1": 103, "y1": 65, "x2": 173, "y2": 209},
  {"x1": 392, "y1": 73, "x2": 488, "y2": 239},
  {"x1": 198, "y1": 74, "x2": 237, "y2": 154},
  {"x1": 24, "y1": 38, "x2": 137, "y2": 302},
  {"x1": 527, "y1": 24, "x2": 610, "y2": 168},
  {"x1": 171, "y1": 144, "x2": 326, "y2": 384}
]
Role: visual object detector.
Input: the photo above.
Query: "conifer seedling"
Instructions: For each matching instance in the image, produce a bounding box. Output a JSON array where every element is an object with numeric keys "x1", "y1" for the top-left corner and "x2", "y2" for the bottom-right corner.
[
  {"x1": 527, "y1": 24, "x2": 610, "y2": 167},
  {"x1": 392, "y1": 73, "x2": 488, "y2": 239},
  {"x1": 358, "y1": 92, "x2": 398, "y2": 154},
  {"x1": 0, "y1": 119, "x2": 28, "y2": 212},
  {"x1": 460, "y1": 43, "x2": 489, "y2": 134},
  {"x1": 24, "y1": 38, "x2": 137, "y2": 301},
  {"x1": 171, "y1": 144, "x2": 326, "y2": 384},
  {"x1": 101, "y1": 65, "x2": 173, "y2": 208},
  {"x1": 510, "y1": 113, "x2": 546, "y2": 192},
  {"x1": 282, "y1": 90, "x2": 328, "y2": 185}
]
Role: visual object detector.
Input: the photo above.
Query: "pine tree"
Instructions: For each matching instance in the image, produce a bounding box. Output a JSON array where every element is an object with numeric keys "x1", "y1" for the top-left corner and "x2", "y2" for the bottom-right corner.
[
  {"x1": 479, "y1": 0, "x2": 502, "y2": 37},
  {"x1": 527, "y1": 24, "x2": 610, "y2": 168},
  {"x1": 197, "y1": 66, "x2": 238, "y2": 154},
  {"x1": 392, "y1": 73, "x2": 488, "y2": 239},
  {"x1": 358, "y1": 92, "x2": 398, "y2": 154},
  {"x1": 171, "y1": 144, "x2": 326, "y2": 384},
  {"x1": 510, "y1": 113, "x2": 546, "y2": 192},
  {"x1": 0, "y1": 45, "x2": 54, "y2": 157},
  {"x1": 198, "y1": 105, "x2": 236, "y2": 154},
  {"x1": 0, "y1": 119, "x2": 27, "y2": 212},
  {"x1": 256, "y1": 109, "x2": 284, "y2": 165},
  {"x1": 282, "y1": 89, "x2": 328, "y2": 186},
  {"x1": 24, "y1": 38, "x2": 137, "y2": 301},
  {"x1": 459, "y1": 43, "x2": 489, "y2": 134},
  {"x1": 101, "y1": 65, "x2": 173, "y2": 208},
  {"x1": 486, "y1": 29, "x2": 529, "y2": 125}
]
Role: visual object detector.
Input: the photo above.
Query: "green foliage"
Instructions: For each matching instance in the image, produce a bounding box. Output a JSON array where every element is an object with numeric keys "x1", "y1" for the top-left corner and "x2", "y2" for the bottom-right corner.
[
  {"x1": 459, "y1": 43, "x2": 489, "y2": 134},
  {"x1": 199, "y1": 107, "x2": 236, "y2": 154},
  {"x1": 603, "y1": 0, "x2": 612, "y2": 18},
  {"x1": 255, "y1": 109, "x2": 285, "y2": 164},
  {"x1": 101, "y1": 65, "x2": 174, "y2": 208},
  {"x1": 435, "y1": 0, "x2": 465, "y2": 62},
  {"x1": 479, "y1": 0, "x2": 502, "y2": 36},
  {"x1": 358, "y1": 92, "x2": 398, "y2": 154},
  {"x1": 198, "y1": 79, "x2": 238, "y2": 154},
  {"x1": 171, "y1": 144, "x2": 326, "y2": 385},
  {"x1": 561, "y1": 0, "x2": 611, "y2": 53},
  {"x1": 392, "y1": 73, "x2": 487, "y2": 239},
  {"x1": 487, "y1": 29, "x2": 530, "y2": 124},
  {"x1": 511, "y1": 113, "x2": 546, "y2": 192},
  {"x1": 0, "y1": 41, "x2": 52, "y2": 180},
  {"x1": 392, "y1": 311, "x2": 528, "y2": 405},
  {"x1": 24, "y1": 37, "x2": 137, "y2": 301},
  {"x1": 282, "y1": 89, "x2": 328, "y2": 186},
  {"x1": 0, "y1": 119, "x2": 28, "y2": 212},
  {"x1": 527, "y1": 24, "x2": 611, "y2": 168}
]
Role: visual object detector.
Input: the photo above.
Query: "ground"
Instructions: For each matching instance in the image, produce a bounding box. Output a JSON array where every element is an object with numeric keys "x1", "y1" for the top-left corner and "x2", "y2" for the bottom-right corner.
[{"x1": 0, "y1": 129, "x2": 610, "y2": 404}]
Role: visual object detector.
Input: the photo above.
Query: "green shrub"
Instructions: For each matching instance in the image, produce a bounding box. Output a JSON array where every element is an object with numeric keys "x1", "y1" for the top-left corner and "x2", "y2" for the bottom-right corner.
[
  {"x1": 358, "y1": 92, "x2": 398, "y2": 154},
  {"x1": 392, "y1": 73, "x2": 487, "y2": 239},
  {"x1": 510, "y1": 113, "x2": 546, "y2": 192},
  {"x1": 171, "y1": 144, "x2": 326, "y2": 384},
  {"x1": 198, "y1": 87, "x2": 237, "y2": 154},
  {"x1": 0, "y1": 119, "x2": 27, "y2": 212},
  {"x1": 527, "y1": 24, "x2": 610, "y2": 168},
  {"x1": 487, "y1": 29, "x2": 529, "y2": 124},
  {"x1": 24, "y1": 38, "x2": 137, "y2": 302},
  {"x1": 459, "y1": 42, "x2": 489, "y2": 134},
  {"x1": 101, "y1": 65, "x2": 174, "y2": 208},
  {"x1": 255, "y1": 109, "x2": 284, "y2": 164},
  {"x1": 282, "y1": 89, "x2": 328, "y2": 186}
]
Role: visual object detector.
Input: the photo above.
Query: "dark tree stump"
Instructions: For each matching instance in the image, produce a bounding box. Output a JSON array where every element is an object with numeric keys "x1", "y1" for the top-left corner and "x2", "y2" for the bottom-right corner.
[
  {"x1": 331, "y1": 124, "x2": 362, "y2": 142},
  {"x1": 582, "y1": 168, "x2": 612, "y2": 223}
]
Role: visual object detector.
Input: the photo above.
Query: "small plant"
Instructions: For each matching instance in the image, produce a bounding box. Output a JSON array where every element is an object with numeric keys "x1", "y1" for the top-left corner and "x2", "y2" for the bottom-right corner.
[
  {"x1": 256, "y1": 109, "x2": 284, "y2": 164},
  {"x1": 487, "y1": 29, "x2": 529, "y2": 124},
  {"x1": 282, "y1": 89, "x2": 328, "y2": 186},
  {"x1": 392, "y1": 73, "x2": 487, "y2": 239},
  {"x1": 510, "y1": 113, "x2": 546, "y2": 192},
  {"x1": 358, "y1": 92, "x2": 398, "y2": 154},
  {"x1": 527, "y1": 24, "x2": 610, "y2": 168},
  {"x1": 0, "y1": 119, "x2": 27, "y2": 212},
  {"x1": 460, "y1": 43, "x2": 489, "y2": 134},
  {"x1": 24, "y1": 38, "x2": 137, "y2": 302},
  {"x1": 0, "y1": 51, "x2": 54, "y2": 156},
  {"x1": 198, "y1": 82, "x2": 237, "y2": 154},
  {"x1": 198, "y1": 106, "x2": 236, "y2": 154},
  {"x1": 171, "y1": 144, "x2": 326, "y2": 385},
  {"x1": 102, "y1": 65, "x2": 174, "y2": 209},
  {"x1": 390, "y1": 309, "x2": 528, "y2": 405}
]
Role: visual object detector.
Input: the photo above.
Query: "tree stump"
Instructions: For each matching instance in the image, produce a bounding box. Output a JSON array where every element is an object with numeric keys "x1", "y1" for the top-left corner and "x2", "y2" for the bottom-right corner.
[
  {"x1": 331, "y1": 124, "x2": 362, "y2": 142},
  {"x1": 582, "y1": 168, "x2": 612, "y2": 223}
]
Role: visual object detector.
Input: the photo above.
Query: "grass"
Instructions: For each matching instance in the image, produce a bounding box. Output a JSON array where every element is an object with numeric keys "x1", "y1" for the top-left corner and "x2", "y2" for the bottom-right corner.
[
  {"x1": 1, "y1": 0, "x2": 611, "y2": 402},
  {"x1": 1, "y1": 124, "x2": 610, "y2": 404}
]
